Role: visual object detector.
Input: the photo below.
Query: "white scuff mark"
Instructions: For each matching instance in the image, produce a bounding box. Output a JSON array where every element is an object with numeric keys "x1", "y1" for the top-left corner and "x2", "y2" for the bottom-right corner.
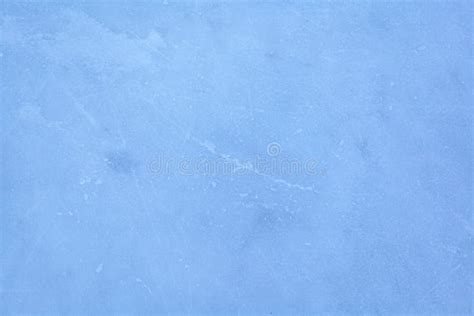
[
  {"x1": 201, "y1": 140, "x2": 217, "y2": 154},
  {"x1": 193, "y1": 136, "x2": 321, "y2": 194},
  {"x1": 72, "y1": 99, "x2": 98, "y2": 129},
  {"x1": 145, "y1": 30, "x2": 167, "y2": 49},
  {"x1": 95, "y1": 263, "x2": 103, "y2": 274},
  {"x1": 135, "y1": 278, "x2": 153, "y2": 295},
  {"x1": 272, "y1": 179, "x2": 316, "y2": 192},
  {"x1": 294, "y1": 128, "x2": 303, "y2": 135},
  {"x1": 40, "y1": 9, "x2": 170, "y2": 69}
]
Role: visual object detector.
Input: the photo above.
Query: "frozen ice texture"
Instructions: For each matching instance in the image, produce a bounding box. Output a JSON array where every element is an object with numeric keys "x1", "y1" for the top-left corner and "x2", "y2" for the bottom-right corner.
[{"x1": 1, "y1": 1, "x2": 472, "y2": 314}]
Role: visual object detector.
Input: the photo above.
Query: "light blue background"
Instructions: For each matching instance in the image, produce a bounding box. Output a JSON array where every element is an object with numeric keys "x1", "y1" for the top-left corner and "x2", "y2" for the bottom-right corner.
[{"x1": 1, "y1": 1, "x2": 472, "y2": 314}]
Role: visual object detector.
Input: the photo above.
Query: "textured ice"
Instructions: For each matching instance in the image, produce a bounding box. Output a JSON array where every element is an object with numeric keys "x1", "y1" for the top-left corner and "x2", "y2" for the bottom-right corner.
[{"x1": 1, "y1": 1, "x2": 472, "y2": 314}]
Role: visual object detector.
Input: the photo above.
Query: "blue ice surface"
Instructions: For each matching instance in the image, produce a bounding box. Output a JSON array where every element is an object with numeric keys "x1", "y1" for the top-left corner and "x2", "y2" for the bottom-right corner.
[{"x1": 0, "y1": 0, "x2": 472, "y2": 314}]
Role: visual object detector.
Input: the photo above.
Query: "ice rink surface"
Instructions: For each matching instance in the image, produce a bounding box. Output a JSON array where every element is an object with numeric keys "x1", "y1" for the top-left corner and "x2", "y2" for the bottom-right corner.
[{"x1": 1, "y1": 1, "x2": 472, "y2": 314}]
